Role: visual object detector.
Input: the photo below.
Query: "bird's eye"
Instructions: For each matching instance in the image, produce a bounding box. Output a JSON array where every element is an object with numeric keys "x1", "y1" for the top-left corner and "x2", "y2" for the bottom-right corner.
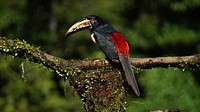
[{"x1": 91, "y1": 20, "x2": 96, "y2": 24}]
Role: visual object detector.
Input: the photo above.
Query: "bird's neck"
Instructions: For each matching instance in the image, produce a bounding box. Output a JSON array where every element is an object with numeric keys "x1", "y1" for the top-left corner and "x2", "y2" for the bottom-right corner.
[{"x1": 90, "y1": 25, "x2": 106, "y2": 44}]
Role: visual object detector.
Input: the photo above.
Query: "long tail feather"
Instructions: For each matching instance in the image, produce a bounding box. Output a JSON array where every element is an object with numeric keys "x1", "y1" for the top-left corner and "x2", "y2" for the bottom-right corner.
[{"x1": 119, "y1": 55, "x2": 140, "y2": 96}]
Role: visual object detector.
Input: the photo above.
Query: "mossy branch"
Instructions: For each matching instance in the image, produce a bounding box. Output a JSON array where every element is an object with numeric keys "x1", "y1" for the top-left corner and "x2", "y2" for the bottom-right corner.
[
  {"x1": 0, "y1": 37, "x2": 199, "y2": 71},
  {"x1": 0, "y1": 37, "x2": 198, "y2": 111}
]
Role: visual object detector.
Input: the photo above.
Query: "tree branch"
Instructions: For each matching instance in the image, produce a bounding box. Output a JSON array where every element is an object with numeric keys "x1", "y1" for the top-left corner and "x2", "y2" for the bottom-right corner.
[
  {"x1": 0, "y1": 37, "x2": 197, "y2": 111},
  {"x1": 1, "y1": 37, "x2": 199, "y2": 70}
]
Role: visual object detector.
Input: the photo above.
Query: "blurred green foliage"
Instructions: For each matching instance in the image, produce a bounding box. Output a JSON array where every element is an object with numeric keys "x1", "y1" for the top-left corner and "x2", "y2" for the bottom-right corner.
[{"x1": 0, "y1": 0, "x2": 200, "y2": 111}]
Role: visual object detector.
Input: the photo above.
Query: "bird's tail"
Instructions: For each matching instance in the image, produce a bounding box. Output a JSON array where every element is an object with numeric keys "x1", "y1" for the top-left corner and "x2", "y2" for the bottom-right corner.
[{"x1": 119, "y1": 55, "x2": 140, "y2": 96}]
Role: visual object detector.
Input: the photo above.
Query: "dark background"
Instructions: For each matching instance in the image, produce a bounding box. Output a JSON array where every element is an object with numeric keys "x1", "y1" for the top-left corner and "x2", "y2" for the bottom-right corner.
[{"x1": 0, "y1": 0, "x2": 200, "y2": 111}]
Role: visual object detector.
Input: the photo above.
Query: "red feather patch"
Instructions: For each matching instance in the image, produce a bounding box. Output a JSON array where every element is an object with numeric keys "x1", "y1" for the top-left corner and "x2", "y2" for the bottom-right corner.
[{"x1": 111, "y1": 32, "x2": 129, "y2": 57}]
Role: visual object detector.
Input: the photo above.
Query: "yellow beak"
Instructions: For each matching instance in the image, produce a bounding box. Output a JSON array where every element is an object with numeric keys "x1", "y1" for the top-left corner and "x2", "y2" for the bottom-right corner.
[{"x1": 65, "y1": 19, "x2": 92, "y2": 37}]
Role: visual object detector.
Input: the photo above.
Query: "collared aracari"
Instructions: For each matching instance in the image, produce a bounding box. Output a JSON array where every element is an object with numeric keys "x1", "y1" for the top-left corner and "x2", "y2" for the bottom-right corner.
[{"x1": 65, "y1": 15, "x2": 140, "y2": 96}]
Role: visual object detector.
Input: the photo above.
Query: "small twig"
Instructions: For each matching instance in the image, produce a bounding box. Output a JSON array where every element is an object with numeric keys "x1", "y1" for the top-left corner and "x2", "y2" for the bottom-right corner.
[{"x1": 20, "y1": 62, "x2": 27, "y2": 82}]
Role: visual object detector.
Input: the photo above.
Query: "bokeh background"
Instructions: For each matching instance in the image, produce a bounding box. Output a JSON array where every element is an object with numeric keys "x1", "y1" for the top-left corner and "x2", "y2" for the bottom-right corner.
[{"x1": 1, "y1": 0, "x2": 200, "y2": 112}]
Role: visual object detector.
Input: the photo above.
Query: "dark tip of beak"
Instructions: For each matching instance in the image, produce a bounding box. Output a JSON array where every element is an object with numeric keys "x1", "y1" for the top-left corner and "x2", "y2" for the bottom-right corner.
[
  {"x1": 65, "y1": 19, "x2": 91, "y2": 38},
  {"x1": 65, "y1": 30, "x2": 73, "y2": 38}
]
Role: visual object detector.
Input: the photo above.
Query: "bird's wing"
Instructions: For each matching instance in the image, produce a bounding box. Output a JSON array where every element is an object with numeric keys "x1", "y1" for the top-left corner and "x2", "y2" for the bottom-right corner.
[{"x1": 92, "y1": 30, "x2": 119, "y2": 63}]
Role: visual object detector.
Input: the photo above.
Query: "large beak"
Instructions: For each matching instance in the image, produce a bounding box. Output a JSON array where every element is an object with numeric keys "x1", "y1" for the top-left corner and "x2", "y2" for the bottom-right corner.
[{"x1": 65, "y1": 19, "x2": 92, "y2": 38}]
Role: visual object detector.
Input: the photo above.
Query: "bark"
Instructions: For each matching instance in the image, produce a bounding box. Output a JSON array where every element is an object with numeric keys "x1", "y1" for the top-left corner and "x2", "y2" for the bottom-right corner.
[{"x1": 0, "y1": 37, "x2": 197, "y2": 111}]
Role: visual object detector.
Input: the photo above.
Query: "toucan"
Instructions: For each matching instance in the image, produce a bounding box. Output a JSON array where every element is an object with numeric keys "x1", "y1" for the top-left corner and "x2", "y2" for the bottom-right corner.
[{"x1": 65, "y1": 15, "x2": 140, "y2": 96}]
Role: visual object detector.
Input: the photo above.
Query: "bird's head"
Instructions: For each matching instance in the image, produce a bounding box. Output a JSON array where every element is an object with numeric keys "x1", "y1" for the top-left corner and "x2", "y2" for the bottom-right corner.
[{"x1": 65, "y1": 15, "x2": 105, "y2": 37}]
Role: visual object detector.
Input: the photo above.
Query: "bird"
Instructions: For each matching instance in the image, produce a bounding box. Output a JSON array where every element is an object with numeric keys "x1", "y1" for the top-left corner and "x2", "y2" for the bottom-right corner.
[{"x1": 65, "y1": 15, "x2": 140, "y2": 96}]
